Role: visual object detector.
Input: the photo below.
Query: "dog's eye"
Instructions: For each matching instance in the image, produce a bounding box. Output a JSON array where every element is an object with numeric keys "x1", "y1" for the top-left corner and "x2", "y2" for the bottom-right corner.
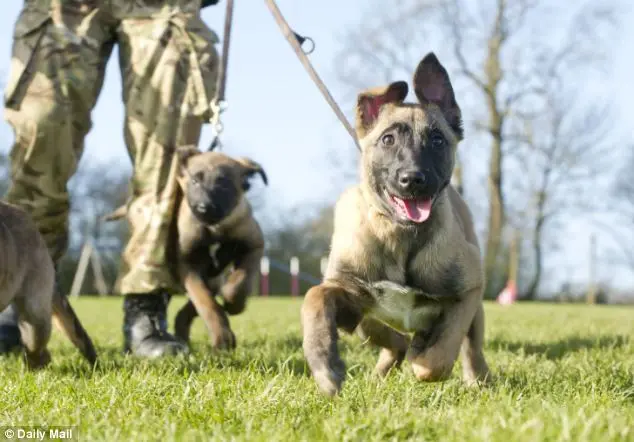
[
  {"x1": 381, "y1": 134, "x2": 395, "y2": 146},
  {"x1": 430, "y1": 132, "x2": 446, "y2": 149},
  {"x1": 191, "y1": 173, "x2": 203, "y2": 186}
]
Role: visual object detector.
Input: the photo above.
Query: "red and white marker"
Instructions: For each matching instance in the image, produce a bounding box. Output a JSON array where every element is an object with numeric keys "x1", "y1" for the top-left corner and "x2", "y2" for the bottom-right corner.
[
  {"x1": 260, "y1": 256, "x2": 270, "y2": 297},
  {"x1": 320, "y1": 257, "x2": 329, "y2": 278},
  {"x1": 290, "y1": 256, "x2": 300, "y2": 297}
]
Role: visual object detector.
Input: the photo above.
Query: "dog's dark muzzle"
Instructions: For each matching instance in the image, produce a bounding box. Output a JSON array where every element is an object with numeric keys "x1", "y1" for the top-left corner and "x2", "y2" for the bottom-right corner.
[
  {"x1": 187, "y1": 183, "x2": 238, "y2": 226},
  {"x1": 389, "y1": 169, "x2": 439, "y2": 201},
  {"x1": 397, "y1": 170, "x2": 426, "y2": 194}
]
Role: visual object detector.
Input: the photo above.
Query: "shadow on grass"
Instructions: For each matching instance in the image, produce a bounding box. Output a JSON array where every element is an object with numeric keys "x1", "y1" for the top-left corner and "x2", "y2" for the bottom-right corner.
[
  {"x1": 177, "y1": 335, "x2": 311, "y2": 378},
  {"x1": 488, "y1": 334, "x2": 629, "y2": 360},
  {"x1": 29, "y1": 333, "x2": 368, "y2": 381},
  {"x1": 50, "y1": 335, "x2": 312, "y2": 378},
  {"x1": 51, "y1": 347, "x2": 140, "y2": 377}
]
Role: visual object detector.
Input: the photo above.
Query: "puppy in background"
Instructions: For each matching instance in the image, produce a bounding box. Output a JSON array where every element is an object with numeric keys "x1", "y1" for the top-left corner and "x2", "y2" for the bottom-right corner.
[
  {"x1": 0, "y1": 201, "x2": 97, "y2": 369},
  {"x1": 301, "y1": 53, "x2": 491, "y2": 396},
  {"x1": 106, "y1": 147, "x2": 267, "y2": 351}
]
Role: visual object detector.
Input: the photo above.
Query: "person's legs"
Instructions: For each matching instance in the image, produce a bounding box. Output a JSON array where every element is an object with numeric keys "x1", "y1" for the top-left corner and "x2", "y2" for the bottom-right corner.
[
  {"x1": 113, "y1": 0, "x2": 219, "y2": 356},
  {"x1": 0, "y1": 1, "x2": 114, "y2": 354}
]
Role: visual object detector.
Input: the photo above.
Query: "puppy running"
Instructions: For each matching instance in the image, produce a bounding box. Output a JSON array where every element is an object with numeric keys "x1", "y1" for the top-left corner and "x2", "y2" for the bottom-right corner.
[
  {"x1": 301, "y1": 53, "x2": 491, "y2": 396},
  {"x1": 0, "y1": 201, "x2": 97, "y2": 369},
  {"x1": 105, "y1": 148, "x2": 267, "y2": 350}
]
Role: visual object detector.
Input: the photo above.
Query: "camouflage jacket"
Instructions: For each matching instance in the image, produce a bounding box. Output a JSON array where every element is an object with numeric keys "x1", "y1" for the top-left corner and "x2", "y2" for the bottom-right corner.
[{"x1": 201, "y1": 0, "x2": 221, "y2": 8}]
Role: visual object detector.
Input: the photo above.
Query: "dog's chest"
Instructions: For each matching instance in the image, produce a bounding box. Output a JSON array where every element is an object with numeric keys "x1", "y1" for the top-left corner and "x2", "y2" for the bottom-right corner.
[
  {"x1": 380, "y1": 249, "x2": 464, "y2": 298},
  {"x1": 196, "y1": 239, "x2": 243, "y2": 277},
  {"x1": 362, "y1": 251, "x2": 462, "y2": 333},
  {"x1": 366, "y1": 282, "x2": 444, "y2": 333}
]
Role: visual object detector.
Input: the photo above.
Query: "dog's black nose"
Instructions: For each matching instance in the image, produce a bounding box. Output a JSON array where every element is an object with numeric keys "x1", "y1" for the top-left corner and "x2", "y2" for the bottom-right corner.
[{"x1": 398, "y1": 171, "x2": 426, "y2": 191}]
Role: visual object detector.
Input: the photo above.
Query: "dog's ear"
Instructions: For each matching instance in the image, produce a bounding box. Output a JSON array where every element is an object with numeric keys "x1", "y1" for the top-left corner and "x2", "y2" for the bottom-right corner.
[
  {"x1": 355, "y1": 81, "x2": 408, "y2": 139},
  {"x1": 413, "y1": 52, "x2": 463, "y2": 139},
  {"x1": 235, "y1": 157, "x2": 268, "y2": 191},
  {"x1": 176, "y1": 145, "x2": 200, "y2": 169}
]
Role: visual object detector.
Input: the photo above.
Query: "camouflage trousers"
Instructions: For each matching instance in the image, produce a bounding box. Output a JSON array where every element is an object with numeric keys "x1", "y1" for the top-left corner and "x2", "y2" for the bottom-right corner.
[{"x1": 3, "y1": 0, "x2": 219, "y2": 295}]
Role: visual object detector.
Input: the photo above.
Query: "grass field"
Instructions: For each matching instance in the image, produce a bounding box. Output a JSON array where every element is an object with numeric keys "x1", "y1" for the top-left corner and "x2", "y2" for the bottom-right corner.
[{"x1": 0, "y1": 297, "x2": 633, "y2": 442}]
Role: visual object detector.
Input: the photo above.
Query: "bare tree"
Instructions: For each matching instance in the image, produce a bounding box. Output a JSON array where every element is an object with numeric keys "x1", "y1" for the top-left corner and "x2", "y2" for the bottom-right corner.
[
  {"x1": 67, "y1": 159, "x2": 131, "y2": 254},
  {"x1": 509, "y1": 90, "x2": 615, "y2": 299},
  {"x1": 605, "y1": 147, "x2": 634, "y2": 269},
  {"x1": 614, "y1": 150, "x2": 634, "y2": 224},
  {"x1": 335, "y1": 0, "x2": 621, "y2": 296}
]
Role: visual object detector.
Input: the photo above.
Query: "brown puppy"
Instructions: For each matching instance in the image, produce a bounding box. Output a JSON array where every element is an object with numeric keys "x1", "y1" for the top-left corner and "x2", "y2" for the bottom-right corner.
[
  {"x1": 105, "y1": 148, "x2": 267, "y2": 350},
  {"x1": 0, "y1": 201, "x2": 97, "y2": 369},
  {"x1": 301, "y1": 53, "x2": 490, "y2": 396}
]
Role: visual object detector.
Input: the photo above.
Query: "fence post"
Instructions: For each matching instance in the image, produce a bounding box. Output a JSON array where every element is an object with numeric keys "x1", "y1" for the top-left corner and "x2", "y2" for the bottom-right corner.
[
  {"x1": 70, "y1": 241, "x2": 94, "y2": 298},
  {"x1": 90, "y1": 246, "x2": 109, "y2": 296},
  {"x1": 586, "y1": 234, "x2": 597, "y2": 304},
  {"x1": 290, "y1": 256, "x2": 300, "y2": 297},
  {"x1": 320, "y1": 256, "x2": 329, "y2": 279},
  {"x1": 260, "y1": 256, "x2": 270, "y2": 297}
]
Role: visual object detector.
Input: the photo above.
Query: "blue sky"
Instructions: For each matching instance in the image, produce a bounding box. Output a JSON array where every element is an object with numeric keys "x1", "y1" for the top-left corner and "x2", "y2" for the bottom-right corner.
[
  {"x1": 0, "y1": 1, "x2": 365, "y2": 210},
  {"x1": 0, "y1": 1, "x2": 633, "y2": 293}
]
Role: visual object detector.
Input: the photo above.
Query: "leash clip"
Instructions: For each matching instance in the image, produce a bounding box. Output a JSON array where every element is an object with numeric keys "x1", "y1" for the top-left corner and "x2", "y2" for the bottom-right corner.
[
  {"x1": 208, "y1": 100, "x2": 229, "y2": 151},
  {"x1": 293, "y1": 31, "x2": 315, "y2": 55},
  {"x1": 265, "y1": 0, "x2": 361, "y2": 150}
]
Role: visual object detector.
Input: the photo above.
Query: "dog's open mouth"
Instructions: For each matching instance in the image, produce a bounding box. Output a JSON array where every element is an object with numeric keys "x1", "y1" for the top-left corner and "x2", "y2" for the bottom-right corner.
[{"x1": 387, "y1": 193, "x2": 434, "y2": 223}]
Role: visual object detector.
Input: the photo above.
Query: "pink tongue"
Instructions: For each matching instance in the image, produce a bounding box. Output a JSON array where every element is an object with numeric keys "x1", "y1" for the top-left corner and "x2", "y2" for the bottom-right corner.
[{"x1": 394, "y1": 197, "x2": 433, "y2": 223}]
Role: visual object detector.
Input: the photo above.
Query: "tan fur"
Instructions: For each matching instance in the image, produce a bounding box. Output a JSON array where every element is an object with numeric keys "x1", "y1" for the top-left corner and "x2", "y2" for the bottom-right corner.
[
  {"x1": 104, "y1": 148, "x2": 266, "y2": 350},
  {"x1": 301, "y1": 53, "x2": 490, "y2": 396},
  {"x1": 0, "y1": 201, "x2": 97, "y2": 369}
]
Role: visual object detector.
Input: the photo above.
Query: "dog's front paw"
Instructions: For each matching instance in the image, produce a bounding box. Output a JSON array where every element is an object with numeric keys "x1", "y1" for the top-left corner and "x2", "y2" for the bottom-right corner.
[
  {"x1": 24, "y1": 349, "x2": 52, "y2": 370},
  {"x1": 308, "y1": 356, "x2": 346, "y2": 397},
  {"x1": 212, "y1": 326, "x2": 236, "y2": 351}
]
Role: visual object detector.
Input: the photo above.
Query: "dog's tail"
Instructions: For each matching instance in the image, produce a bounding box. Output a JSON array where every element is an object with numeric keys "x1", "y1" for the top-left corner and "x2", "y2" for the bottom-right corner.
[
  {"x1": 51, "y1": 291, "x2": 98, "y2": 366},
  {"x1": 101, "y1": 205, "x2": 127, "y2": 222}
]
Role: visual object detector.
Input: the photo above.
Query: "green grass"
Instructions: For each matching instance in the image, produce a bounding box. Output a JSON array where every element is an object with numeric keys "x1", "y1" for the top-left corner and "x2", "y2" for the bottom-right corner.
[{"x1": 1, "y1": 297, "x2": 633, "y2": 442}]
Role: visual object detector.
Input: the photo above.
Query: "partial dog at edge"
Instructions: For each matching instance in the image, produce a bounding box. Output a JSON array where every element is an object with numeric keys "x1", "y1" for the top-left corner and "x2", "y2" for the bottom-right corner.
[
  {"x1": 105, "y1": 148, "x2": 267, "y2": 350},
  {"x1": 301, "y1": 52, "x2": 491, "y2": 396},
  {"x1": 0, "y1": 201, "x2": 97, "y2": 369}
]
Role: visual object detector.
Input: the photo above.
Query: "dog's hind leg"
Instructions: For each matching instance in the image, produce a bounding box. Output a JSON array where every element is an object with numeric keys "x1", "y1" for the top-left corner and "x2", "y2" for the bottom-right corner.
[
  {"x1": 174, "y1": 300, "x2": 198, "y2": 344},
  {"x1": 14, "y1": 295, "x2": 52, "y2": 370},
  {"x1": 459, "y1": 303, "x2": 491, "y2": 385},
  {"x1": 356, "y1": 318, "x2": 410, "y2": 377}
]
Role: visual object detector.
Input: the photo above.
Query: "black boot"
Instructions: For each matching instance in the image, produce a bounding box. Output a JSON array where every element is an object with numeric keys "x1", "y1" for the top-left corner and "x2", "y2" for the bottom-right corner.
[
  {"x1": 122, "y1": 290, "x2": 188, "y2": 358},
  {"x1": 0, "y1": 304, "x2": 22, "y2": 355}
]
